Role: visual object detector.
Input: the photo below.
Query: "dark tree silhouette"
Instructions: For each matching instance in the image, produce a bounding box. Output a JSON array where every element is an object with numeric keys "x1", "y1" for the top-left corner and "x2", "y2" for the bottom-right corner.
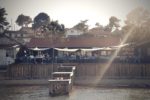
[
  {"x1": 32, "y1": 12, "x2": 50, "y2": 29},
  {"x1": 24, "y1": 16, "x2": 32, "y2": 27},
  {"x1": 16, "y1": 14, "x2": 32, "y2": 27},
  {"x1": 0, "y1": 7, "x2": 9, "y2": 30},
  {"x1": 73, "y1": 20, "x2": 89, "y2": 32},
  {"x1": 109, "y1": 16, "x2": 120, "y2": 28},
  {"x1": 50, "y1": 21, "x2": 65, "y2": 32},
  {"x1": 104, "y1": 16, "x2": 120, "y2": 32},
  {"x1": 32, "y1": 12, "x2": 65, "y2": 37},
  {"x1": 0, "y1": 7, "x2": 25, "y2": 46},
  {"x1": 43, "y1": 20, "x2": 65, "y2": 35}
]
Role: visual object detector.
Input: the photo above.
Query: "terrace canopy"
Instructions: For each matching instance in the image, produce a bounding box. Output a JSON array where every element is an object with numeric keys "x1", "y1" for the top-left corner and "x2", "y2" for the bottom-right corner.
[
  {"x1": 23, "y1": 37, "x2": 131, "y2": 63},
  {"x1": 54, "y1": 47, "x2": 117, "y2": 52},
  {"x1": 54, "y1": 48, "x2": 78, "y2": 52},
  {"x1": 80, "y1": 47, "x2": 114, "y2": 51},
  {"x1": 26, "y1": 37, "x2": 130, "y2": 52},
  {"x1": 29, "y1": 47, "x2": 50, "y2": 51}
]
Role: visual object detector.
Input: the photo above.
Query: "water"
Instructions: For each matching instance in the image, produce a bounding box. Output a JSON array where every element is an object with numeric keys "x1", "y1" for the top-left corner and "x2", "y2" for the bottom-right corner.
[{"x1": 0, "y1": 86, "x2": 150, "y2": 100}]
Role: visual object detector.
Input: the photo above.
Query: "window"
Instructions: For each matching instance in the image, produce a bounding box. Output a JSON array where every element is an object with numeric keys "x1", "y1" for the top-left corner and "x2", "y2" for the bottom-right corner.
[
  {"x1": 147, "y1": 48, "x2": 150, "y2": 56},
  {"x1": 21, "y1": 34, "x2": 23, "y2": 37},
  {"x1": 101, "y1": 51, "x2": 107, "y2": 56},
  {"x1": 9, "y1": 34, "x2": 12, "y2": 37},
  {"x1": 17, "y1": 34, "x2": 21, "y2": 37},
  {"x1": 107, "y1": 51, "x2": 112, "y2": 56}
]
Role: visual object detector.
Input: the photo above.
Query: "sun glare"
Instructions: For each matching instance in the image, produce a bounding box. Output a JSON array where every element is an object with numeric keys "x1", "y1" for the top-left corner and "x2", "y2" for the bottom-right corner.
[{"x1": 91, "y1": 26, "x2": 136, "y2": 86}]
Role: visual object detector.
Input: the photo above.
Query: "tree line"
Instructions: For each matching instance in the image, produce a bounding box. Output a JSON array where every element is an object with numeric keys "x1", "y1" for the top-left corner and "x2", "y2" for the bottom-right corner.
[
  {"x1": 0, "y1": 7, "x2": 150, "y2": 43},
  {"x1": 16, "y1": 12, "x2": 65, "y2": 34}
]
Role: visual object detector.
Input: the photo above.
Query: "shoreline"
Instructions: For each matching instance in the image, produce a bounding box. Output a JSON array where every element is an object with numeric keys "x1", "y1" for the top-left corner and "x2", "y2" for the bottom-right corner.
[{"x1": 1, "y1": 79, "x2": 150, "y2": 88}]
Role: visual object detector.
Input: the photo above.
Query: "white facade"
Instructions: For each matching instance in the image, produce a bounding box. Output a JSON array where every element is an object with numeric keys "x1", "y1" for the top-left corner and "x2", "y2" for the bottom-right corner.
[
  {"x1": 65, "y1": 29, "x2": 83, "y2": 37},
  {"x1": 0, "y1": 49, "x2": 15, "y2": 66},
  {"x1": 0, "y1": 49, "x2": 6, "y2": 65}
]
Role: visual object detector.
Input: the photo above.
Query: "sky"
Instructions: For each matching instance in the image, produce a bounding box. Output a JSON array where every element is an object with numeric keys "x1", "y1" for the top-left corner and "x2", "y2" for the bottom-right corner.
[{"x1": 0, "y1": 0, "x2": 150, "y2": 30}]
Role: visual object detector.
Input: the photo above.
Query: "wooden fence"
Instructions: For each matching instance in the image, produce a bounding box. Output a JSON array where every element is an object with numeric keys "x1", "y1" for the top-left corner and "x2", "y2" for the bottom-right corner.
[
  {"x1": 75, "y1": 63, "x2": 150, "y2": 79},
  {"x1": 1, "y1": 63, "x2": 150, "y2": 80},
  {"x1": 6, "y1": 64, "x2": 54, "y2": 79}
]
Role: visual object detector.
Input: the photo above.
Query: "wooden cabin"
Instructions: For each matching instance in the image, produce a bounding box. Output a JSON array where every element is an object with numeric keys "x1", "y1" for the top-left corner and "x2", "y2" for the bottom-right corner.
[
  {"x1": 58, "y1": 65, "x2": 76, "y2": 73},
  {"x1": 52, "y1": 72, "x2": 73, "y2": 80}
]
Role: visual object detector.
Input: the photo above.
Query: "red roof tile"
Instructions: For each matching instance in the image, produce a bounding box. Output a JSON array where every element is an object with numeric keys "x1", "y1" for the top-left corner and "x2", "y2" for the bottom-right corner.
[{"x1": 26, "y1": 36, "x2": 121, "y2": 48}]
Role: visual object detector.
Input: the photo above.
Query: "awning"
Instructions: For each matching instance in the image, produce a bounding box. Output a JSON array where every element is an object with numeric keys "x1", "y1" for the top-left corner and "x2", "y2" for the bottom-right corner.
[
  {"x1": 111, "y1": 43, "x2": 129, "y2": 48},
  {"x1": 29, "y1": 47, "x2": 50, "y2": 51},
  {"x1": 81, "y1": 48, "x2": 103, "y2": 51},
  {"x1": 54, "y1": 47, "x2": 116, "y2": 52},
  {"x1": 54, "y1": 48, "x2": 78, "y2": 52}
]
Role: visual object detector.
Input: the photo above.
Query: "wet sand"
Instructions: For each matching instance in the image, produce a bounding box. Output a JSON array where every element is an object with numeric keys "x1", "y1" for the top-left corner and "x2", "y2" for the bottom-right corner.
[{"x1": 0, "y1": 86, "x2": 150, "y2": 100}]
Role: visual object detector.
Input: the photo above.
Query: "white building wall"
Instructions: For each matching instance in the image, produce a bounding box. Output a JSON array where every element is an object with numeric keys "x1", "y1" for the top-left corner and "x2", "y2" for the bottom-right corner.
[
  {"x1": 0, "y1": 49, "x2": 15, "y2": 65},
  {"x1": 65, "y1": 29, "x2": 83, "y2": 37},
  {"x1": 0, "y1": 49, "x2": 6, "y2": 65}
]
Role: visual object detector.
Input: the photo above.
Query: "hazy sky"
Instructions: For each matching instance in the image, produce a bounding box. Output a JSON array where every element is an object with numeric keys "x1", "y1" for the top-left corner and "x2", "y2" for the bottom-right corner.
[{"x1": 0, "y1": 0, "x2": 150, "y2": 30}]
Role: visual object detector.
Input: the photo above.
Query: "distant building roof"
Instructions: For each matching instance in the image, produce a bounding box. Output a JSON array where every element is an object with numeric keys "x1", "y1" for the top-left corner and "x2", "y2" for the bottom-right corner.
[
  {"x1": 5, "y1": 30, "x2": 27, "y2": 34},
  {"x1": 26, "y1": 36, "x2": 121, "y2": 48},
  {"x1": 0, "y1": 35, "x2": 20, "y2": 49},
  {"x1": 5, "y1": 28, "x2": 35, "y2": 38},
  {"x1": 0, "y1": 44, "x2": 16, "y2": 49},
  {"x1": 19, "y1": 27, "x2": 34, "y2": 34},
  {"x1": 86, "y1": 27, "x2": 110, "y2": 36},
  {"x1": 0, "y1": 35, "x2": 16, "y2": 45},
  {"x1": 0, "y1": 32, "x2": 25, "y2": 47}
]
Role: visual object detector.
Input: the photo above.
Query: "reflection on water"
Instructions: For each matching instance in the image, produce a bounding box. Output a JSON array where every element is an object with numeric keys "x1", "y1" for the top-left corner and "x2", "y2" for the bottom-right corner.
[{"x1": 0, "y1": 86, "x2": 150, "y2": 100}]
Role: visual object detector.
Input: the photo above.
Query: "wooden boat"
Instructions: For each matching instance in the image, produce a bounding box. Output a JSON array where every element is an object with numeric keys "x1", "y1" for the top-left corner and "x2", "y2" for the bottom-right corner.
[
  {"x1": 48, "y1": 79, "x2": 72, "y2": 96},
  {"x1": 58, "y1": 66, "x2": 76, "y2": 82},
  {"x1": 48, "y1": 65, "x2": 76, "y2": 96}
]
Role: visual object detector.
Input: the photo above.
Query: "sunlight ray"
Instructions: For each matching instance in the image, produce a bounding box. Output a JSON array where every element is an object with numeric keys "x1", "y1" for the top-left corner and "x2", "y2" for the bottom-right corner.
[{"x1": 92, "y1": 26, "x2": 135, "y2": 86}]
